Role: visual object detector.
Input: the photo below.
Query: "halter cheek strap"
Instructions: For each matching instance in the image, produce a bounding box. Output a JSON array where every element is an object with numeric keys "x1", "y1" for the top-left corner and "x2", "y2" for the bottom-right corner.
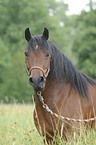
[{"x1": 29, "y1": 66, "x2": 50, "y2": 79}]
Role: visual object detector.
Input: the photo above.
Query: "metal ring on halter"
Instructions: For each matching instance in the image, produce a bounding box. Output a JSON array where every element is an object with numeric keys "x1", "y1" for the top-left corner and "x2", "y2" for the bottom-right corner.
[{"x1": 29, "y1": 66, "x2": 50, "y2": 79}]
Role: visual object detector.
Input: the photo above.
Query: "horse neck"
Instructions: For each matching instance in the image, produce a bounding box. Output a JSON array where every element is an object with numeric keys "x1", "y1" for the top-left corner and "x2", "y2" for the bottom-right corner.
[{"x1": 38, "y1": 78, "x2": 71, "y2": 103}]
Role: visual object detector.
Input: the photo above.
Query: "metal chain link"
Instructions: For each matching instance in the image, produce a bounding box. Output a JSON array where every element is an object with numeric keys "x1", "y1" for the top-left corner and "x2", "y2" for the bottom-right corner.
[{"x1": 37, "y1": 92, "x2": 96, "y2": 123}]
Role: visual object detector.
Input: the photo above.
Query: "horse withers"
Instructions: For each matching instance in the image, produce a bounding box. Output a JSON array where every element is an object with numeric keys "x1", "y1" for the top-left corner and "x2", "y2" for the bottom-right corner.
[{"x1": 24, "y1": 27, "x2": 96, "y2": 143}]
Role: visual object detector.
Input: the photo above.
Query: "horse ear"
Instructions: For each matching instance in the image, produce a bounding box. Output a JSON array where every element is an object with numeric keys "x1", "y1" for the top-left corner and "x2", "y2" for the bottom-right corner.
[
  {"x1": 43, "y1": 28, "x2": 49, "y2": 40},
  {"x1": 25, "y1": 28, "x2": 32, "y2": 41}
]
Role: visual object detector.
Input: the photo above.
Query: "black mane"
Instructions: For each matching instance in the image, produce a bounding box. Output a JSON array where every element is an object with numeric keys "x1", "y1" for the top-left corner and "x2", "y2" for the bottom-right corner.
[
  {"x1": 28, "y1": 35, "x2": 96, "y2": 97},
  {"x1": 48, "y1": 41, "x2": 96, "y2": 97}
]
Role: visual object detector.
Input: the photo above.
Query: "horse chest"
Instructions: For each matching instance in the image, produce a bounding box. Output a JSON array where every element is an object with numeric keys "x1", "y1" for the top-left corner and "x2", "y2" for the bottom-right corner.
[{"x1": 33, "y1": 104, "x2": 56, "y2": 136}]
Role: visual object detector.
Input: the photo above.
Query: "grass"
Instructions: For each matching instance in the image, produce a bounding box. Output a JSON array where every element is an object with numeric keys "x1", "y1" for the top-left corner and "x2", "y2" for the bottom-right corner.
[
  {"x1": 0, "y1": 104, "x2": 43, "y2": 145},
  {"x1": 0, "y1": 104, "x2": 96, "y2": 145}
]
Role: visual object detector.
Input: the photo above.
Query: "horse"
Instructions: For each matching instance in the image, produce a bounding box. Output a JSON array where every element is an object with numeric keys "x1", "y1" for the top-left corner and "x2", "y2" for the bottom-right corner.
[{"x1": 24, "y1": 27, "x2": 96, "y2": 143}]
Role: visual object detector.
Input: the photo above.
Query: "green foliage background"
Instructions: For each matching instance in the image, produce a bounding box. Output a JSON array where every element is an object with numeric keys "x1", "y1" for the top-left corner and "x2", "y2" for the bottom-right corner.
[{"x1": 0, "y1": 0, "x2": 96, "y2": 103}]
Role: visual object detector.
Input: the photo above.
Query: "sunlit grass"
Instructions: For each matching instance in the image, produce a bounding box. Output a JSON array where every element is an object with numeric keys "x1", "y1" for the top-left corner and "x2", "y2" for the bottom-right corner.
[
  {"x1": 0, "y1": 104, "x2": 96, "y2": 145},
  {"x1": 0, "y1": 104, "x2": 43, "y2": 145}
]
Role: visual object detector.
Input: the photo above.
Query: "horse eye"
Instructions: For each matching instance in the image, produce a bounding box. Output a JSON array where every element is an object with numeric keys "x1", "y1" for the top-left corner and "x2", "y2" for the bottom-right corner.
[
  {"x1": 45, "y1": 53, "x2": 49, "y2": 57},
  {"x1": 25, "y1": 52, "x2": 29, "y2": 57}
]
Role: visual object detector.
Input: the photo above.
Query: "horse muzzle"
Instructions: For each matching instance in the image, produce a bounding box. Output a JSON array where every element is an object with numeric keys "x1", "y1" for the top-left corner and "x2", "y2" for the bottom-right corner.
[{"x1": 29, "y1": 76, "x2": 45, "y2": 92}]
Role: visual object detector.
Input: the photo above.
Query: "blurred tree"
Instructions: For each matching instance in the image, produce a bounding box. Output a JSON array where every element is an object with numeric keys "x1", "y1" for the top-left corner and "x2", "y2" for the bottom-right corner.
[
  {"x1": 0, "y1": 0, "x2": 70, "y2": 103},
  {"x1": 0, "y1": 0, "x2": 53, "y2": 103},
  {"x1": 46, "y1": 0, "x2": 75, "y2": 60},
  {"x1": 0, "y1": 38, "x2": 11, "y2": 86},
  {"x1": 72, "y1": 10, "x2": 96, "y2": 78}
]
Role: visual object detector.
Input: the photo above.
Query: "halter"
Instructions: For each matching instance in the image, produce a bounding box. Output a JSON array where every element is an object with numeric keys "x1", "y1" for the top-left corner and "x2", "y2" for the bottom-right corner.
[{"x1": 29, "y1": 66, "x2": 50, "y2": 79}]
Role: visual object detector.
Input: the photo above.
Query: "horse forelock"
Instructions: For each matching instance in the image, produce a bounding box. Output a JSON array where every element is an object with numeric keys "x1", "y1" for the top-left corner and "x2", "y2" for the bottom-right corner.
[{"x1": 27, "y1": 35, "x2": 50, "y2": 52}]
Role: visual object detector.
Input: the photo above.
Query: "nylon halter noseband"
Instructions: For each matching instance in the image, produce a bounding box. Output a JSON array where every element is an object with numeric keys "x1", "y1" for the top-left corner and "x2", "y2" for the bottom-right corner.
[{"x1": 29, "y1": 66, "x2": 50, "y2": 79}]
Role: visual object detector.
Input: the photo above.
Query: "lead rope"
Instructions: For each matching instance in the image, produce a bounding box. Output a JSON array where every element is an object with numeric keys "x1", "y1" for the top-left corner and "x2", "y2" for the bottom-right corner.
[{"x1": 37, "y1": 92, "x2": 96, "y2": 123}]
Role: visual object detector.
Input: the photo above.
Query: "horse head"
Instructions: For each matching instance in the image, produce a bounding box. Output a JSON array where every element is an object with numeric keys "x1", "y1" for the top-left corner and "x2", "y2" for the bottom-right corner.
[{"x1": 25, "y1": 28, "x2": 51, "y2": 92}]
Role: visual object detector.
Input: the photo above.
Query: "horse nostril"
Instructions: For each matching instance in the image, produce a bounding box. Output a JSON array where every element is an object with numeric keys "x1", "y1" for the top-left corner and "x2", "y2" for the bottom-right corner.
[
  {"x1": 29, "y1": 77, "x2": 34, "y2": 84},
  {"x1": 39, "y1": 76, "x2": 44, "y2": 83}
]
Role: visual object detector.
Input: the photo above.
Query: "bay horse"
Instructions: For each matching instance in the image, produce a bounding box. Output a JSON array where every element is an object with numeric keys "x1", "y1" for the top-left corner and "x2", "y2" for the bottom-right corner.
[{"x1": 24, "y1": 27, "x2": 96, "y2": 143}]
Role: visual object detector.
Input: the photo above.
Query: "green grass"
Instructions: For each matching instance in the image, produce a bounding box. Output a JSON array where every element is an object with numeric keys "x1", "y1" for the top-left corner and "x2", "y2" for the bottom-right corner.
[
  {"x1": 0, "y1": 104, "x2": 43, "y2": 145},
  {"x1": 0, "y1": 104, "x2": 96, "y2": 145}
]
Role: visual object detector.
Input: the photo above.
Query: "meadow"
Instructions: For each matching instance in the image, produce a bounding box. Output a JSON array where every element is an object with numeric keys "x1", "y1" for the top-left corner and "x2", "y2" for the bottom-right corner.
[{"x1": 0, "y1": 104, "x2": 96, "y2": 145}]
